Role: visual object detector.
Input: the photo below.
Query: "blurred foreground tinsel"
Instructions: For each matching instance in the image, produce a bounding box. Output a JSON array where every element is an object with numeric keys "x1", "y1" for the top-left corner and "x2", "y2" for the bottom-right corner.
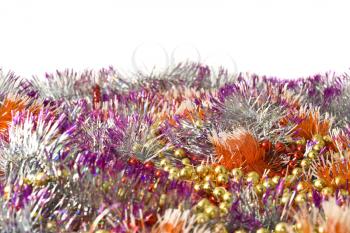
[{"x1": 1, "y1": 64, "x2": 350, "y2": 233}]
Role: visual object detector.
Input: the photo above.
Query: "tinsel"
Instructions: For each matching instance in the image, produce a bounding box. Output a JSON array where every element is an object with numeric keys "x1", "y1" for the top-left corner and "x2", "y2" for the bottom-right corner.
[{"x1": 0, "y1": 64, "x2": 350, "y2": 232}]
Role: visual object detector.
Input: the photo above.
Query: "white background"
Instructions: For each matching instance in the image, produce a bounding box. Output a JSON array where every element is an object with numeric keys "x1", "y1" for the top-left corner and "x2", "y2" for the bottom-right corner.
[{"x1": 0, "y1": 0, "x2": 349, "y2": 79}]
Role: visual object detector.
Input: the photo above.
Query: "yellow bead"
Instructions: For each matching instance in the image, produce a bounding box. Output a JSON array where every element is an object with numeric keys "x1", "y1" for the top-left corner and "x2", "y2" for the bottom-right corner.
[
  {"x1": 181, "y1": 158, "x2": 191, "y2": 166},
  {"x1": 292, "y1": 168, "x2": 302, "y2": 176},
  {"x1": 194, "y1": 120, "x2": 203, "y2": 128},
  {"x1": 256, "y1": 228, "x2": 269, "y2": 233},
  {"x1": 213, "y1": 187, "x2": 227, "y2": 199},
  {"x1": 296, "y1": 138, "x2": 306, "y2": 145},
  {"x1": 196, "y1": 212, "x2": 209, "y2": 224},
  {"x1": 313, "y1": 179, "x2": 325, "y2": 190},
  {"x1": 217, "y1": 173, "x2": 229, "y2": 185},
  {"x1": 194, "y1": 183, "x2": 202, "y2": 192},
  {"x1": 179, "y1": 166, "x2": 193, "y2": 179},
  {"x1": 213, "y1": 223, "x2": 228, "y2": 233},
  {"x1": 219, "y1": 202, "x2": 230, "y2": 215},
  {"x1": 174, "y1": 148, "x2": 186, "y2": 157},
  {"x1": 333, "y1": 176, "x2": 346, "y2": 187},
  {"x1": 317, "y1": 226, "x2": 325, "y2": 233},
  {"x1": 163, "y1": 165, "x2": 171, "y2": 172},
  {"x1": 196, "y1": 165, "x2": 209, "y2": 177},
  {"x1": 214, "y1": 165, "x2": 227, "y2": 175},
  {"x1": 95, "y1": 230, "x2": 109, "y2": 233},
  {"x1": 295, "y1": 193, "x2": 306, "y2": 205},
  {"x1": 222, "y1": 192, "x2": 233, "y2": 203},
  {"x1": 46, "y1": 221, "x2": 57, "y2": 231},
  {"x1": 159, "y1": 194, "x2": 166, "y2": 206},
  {"x1": 321, "y1": 187, "x2": 334, "y2": 196},
  {"x1": 323, "y1": 135, "x2": 332, "y2": 142},
  {"x1": 300, "y1": 159, "x2": 311, "y2": 168},
  {"x1": 160, "y1": 158, "x2": 170, "y2": 167},
  {"x1": 169, "y1": 167, "x2": 179, "y2": 179},
  {"x1": 246, "y1": 171, "x2": 260, "y2": 185},
  {"x1": 196, "y1": 198, "x2": 211, "y2": 211},
  {"x1": 275, "y1": 222, "x2": 288, "y2": 233},
  {"x1": 204, "y1": 174, "x2": 214, "y2": 182},
  {"x1": 254, "y1": 184, "x2": 266, "y2": 196},
  {"x1": 307, "y1": 150, "x2": 317, "y2": 159},
  {"x1": 272, "y1": 176, "x2": 281, "y2": 185},
  {"x1": 34, "y1": 172, "x2": 49, "y2": 186},
  {"x1": 281, "y1": 192, "x2": 291, "y2": 205},
  {"x1": 296, "y1": 181, "x2": 308, "y2": 192},
  {"x1": 263, "y1": 178, "x2": 275, "y2": 189},
  {"x1": 234, "y1": 229, "x2": 247, "y2": 233},
  {"x1": 204, "y1": 205, "x2": 219, "y2": 218},
  {"x1": 231, "y1": 168, "x2": 243, "y2": 180},
  {"x1": 340, "y1": 189, "x2": 349, "y2": 196},
  {"x1": 202, "y1": 182, "x2": 212, "y2": 192}
]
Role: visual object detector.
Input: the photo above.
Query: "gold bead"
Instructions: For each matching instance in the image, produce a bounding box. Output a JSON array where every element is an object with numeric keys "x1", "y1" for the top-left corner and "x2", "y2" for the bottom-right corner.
[
  {"x1": 307, "y1": 150, "x2": 317, "y2": 159},
  {"x1": 296, "y1": 138, "x2": 306, "y2": 145},
  {"x1": 222, "y1": 192, "x2": 233, "y2": 203},
  {"x1": 281, "y1": 192, "x2": 291, "y2": 205},
  {"x1": 159, "y1": 194, "x2": 166, "y2": 206},
  {"x1": 194, "y1": 183, "x2": 202, "y2": 192},
  {"x1": 321, "y1": 187, "x2": 334, "y2": 196},
  {"x1": 219, "y1": 202, "x2": 230, "y2": 215},
  {"x1": 263, "y1": 178, "x2": 275, "y2": 189},
  {"x1": 194, "y1": 120, "x2": 203, "y2": 128},
  {"x1": 213, "y1": 187, "x2": 227, "y2": 199},
  {"x1": 204, "y1": 205, "x2": 219, "y2": 218},
  {"x1": 256, "y1": 228, "x2": 269, "y2": 233},
  {"x1": 300, "y1": 159, "x2": 311, "y2": 168},
  {"x1": 163, "y1": 165, "x2": 171, "y2": 172},
  {"x1": 275, "y1": 222, "x2": 288, "y2": 233},
  {"x1": 313, "y1": 144, "x2": 323, "y2": 152},
  {"x1": 196, "y1": 212, "x2": 209, "y2": 224},
  {"x1": 169, "y1": 167, "x2": 180, "y2": 179},
  {"x1": 95, "y1": 230, "x2": 109, "y2": 233},
  {"x1": 34, "y1": 172, "x2": 49, "y2": 186},
  {"x1": 246, "y1": 171, "x2": 260, "y2": 185},
  {"x1": 196, "y1": 165, "x2": 209, "y2": 177},
  {"x1": 214, "y1": 165, "x2": 227, "y2": 175},
  {"x1": 323, "y1": 135, "x2": 332, "y2": 142},
  {"x1": 216, "y1": 173, "x2": 229, "y2": 185},
  {"x1": 254, "y1": 184, "x2": 266, "y2": 196},
  {"x1": 179, "y1": 166, "x2": 193, "y2": 179},
  {"x1": 234, "y1": 229, "x2": 247, "y2": 233},
  {"x1": 340, "y1": 189, "x2": 349, "y2": 196},
  {"x1": 196, "y1": 198, "x2": 211, "y2": 211},
  {"x1": 292, "y1": 167, "x2": 302, "y2": 176},
  {"x1": 317, "y1": 225, "x2": 325, "y2": 233},
  {"x1": 203, "y1": 174, "x2": 213, "y2": 182},
  {"x1": 313, "y1": 179, "x2": 325, "y2": 190},
  {"x1": 333, "y1": 176, "x2": 346, "y2": 187},
  {"x1": 296, "y1": 181, "x2": 308, "y2": 192},
  {"x1": 231, "y1": 168, "x2": 243, "y2": 180},
  {"x1": 160, "y1": 158, "x2": 170, "y2": 167},
  {"x1": 213, "y1": 223, "x2": 228, "y2": 233},
  {"x1": 202, "y1": 182, "x2": 212, "y2": 193},
  {"x1": 295, "y1": 193, "x2": 307, "y2": 205},
  {"x1": 181, "y1": 158, "x2": 191, "y2": 166},
  {"x1": 46, "y1": 221, "x2": 57, "y2": 231},
  {"x1": 174, "y1": 148, "x2": 186, "y2": 158},
  {"x1": 293, "y1": 222, "x2": 303, "y2": 232},
  {"x1": 272, "y1": 176, "x2": 281, "y2": 185}
]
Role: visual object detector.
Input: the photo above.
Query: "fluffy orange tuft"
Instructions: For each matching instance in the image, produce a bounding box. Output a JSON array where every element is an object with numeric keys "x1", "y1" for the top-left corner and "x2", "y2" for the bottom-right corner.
[{"x1": 210, "y1": 129, "x2": 268, "y2": 175}]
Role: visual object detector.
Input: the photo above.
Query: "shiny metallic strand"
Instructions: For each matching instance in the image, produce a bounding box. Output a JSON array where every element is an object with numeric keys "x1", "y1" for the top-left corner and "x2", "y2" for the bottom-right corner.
[
  {"x1": 134, "y1": 63, "x2": 236, "y2": 91},
  {"x1": 0, "y1": 111, "x2": 71, "y2": 182},
  {"x1": 216, "y1": 94, "x2": 294, "y2": 142}
]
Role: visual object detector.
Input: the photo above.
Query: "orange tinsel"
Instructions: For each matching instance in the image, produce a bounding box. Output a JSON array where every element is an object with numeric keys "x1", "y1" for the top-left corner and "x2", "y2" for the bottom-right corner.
[
  {"x1": 210, "y1": 129, "x2": 269, "y2": 175},
  {"x1": 293, "y1": 111, "x2": 330, "y2": 140}
]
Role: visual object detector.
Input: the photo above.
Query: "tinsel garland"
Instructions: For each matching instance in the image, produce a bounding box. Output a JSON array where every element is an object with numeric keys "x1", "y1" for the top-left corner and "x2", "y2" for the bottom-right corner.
[{"x1": 0, "y1": 64, "x2": 350, "y2": 233}]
